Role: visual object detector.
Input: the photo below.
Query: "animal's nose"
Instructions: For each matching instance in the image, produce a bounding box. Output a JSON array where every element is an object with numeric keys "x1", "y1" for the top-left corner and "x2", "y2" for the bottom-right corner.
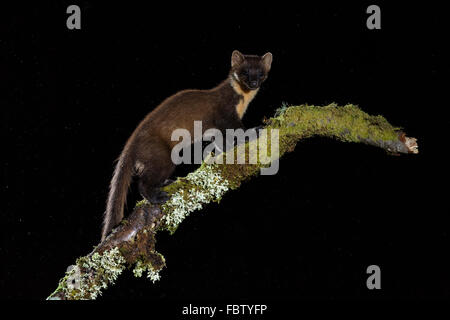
[{"x1": 250, "y1": 80, "x2": 258, "y2": 87}]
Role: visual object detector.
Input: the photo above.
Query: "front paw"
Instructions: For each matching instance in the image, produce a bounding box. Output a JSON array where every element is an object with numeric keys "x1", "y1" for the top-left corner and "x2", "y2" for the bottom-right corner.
[{"x1": 149, "y1": 189, "x2": 170, "y2": 204}]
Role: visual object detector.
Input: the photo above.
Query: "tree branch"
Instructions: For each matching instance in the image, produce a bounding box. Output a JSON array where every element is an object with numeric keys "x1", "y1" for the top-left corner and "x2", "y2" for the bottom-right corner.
[{"x1": 47, "y1": 104, "x2": 418, "y2": 300}]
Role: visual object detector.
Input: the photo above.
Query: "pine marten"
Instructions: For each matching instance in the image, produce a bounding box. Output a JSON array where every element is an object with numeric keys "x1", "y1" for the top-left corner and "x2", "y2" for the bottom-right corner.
[{"x1": 102, "y1": 50, "x2": 273, "y2": 240}]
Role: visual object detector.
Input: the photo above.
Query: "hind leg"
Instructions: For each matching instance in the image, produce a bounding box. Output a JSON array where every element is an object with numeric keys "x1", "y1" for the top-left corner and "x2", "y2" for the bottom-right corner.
[
  {"x1": 137, "y1": 149, "x2": 175, "y2": 204},
  {"x1": 139, "y1": 181, "x2": 170, "y2": 204}
]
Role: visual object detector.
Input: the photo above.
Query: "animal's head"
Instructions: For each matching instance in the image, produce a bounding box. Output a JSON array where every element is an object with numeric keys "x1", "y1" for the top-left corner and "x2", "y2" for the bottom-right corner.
[{"x1": 230, "y1": 50, "x2": 273, "y2": 91}]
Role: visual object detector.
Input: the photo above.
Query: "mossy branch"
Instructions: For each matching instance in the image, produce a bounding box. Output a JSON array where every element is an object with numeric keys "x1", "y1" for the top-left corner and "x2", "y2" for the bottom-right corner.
[{"x1": 47, "y1": 104, "x2": 418, "y2": 300}]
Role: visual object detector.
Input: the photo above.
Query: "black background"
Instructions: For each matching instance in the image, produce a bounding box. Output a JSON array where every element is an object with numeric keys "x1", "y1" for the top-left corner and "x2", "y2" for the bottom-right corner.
[{"x1": 1, "y1": 1, "x2": 447, "y2": 304}]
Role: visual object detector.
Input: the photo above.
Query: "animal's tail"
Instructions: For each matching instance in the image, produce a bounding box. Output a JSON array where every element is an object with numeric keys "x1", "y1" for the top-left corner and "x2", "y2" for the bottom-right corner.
[{"x1": 101, "y1": 149, "x2": 134, "y2": 241}]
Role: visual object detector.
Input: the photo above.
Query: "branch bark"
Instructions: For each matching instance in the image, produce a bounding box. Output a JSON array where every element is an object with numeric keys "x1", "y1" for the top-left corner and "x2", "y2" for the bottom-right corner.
[{"x1": 47, "y1": 104, "x2": 418, "y2": 300}]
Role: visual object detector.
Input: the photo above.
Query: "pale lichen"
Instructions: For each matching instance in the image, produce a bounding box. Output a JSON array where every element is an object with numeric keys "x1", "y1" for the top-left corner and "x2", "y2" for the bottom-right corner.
[
  {"x1": 162, "y1": 165, "x2": 229, "y2": 233},
  {"x1": 47, "y1": 247, "x2": 126, "y2": 300},
  {"x1": 133, "y1": 260, "x2": 162, "y2": 283},
  {"x1": 274, "y1": 101, "x2": 290, "y2": 118}
]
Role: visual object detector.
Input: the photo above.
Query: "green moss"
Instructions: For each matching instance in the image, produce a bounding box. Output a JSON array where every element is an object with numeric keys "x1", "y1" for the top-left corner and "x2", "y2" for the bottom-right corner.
[
  {"x1": 266, "y1": 104, "x2": 400, "y2": 153},
  {"x1": 135, "y1": 199, "x2": 149, "y2": 208}
]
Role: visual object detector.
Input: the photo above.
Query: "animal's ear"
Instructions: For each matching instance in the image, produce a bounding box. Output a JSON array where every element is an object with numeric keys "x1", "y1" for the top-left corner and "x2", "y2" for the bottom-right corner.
[
  {"x1": 261, "y1": 52, "x2": 273, "y2": 71},
  {"x1": 231, "y1": 50, "x2": 245, "y2": 67}
]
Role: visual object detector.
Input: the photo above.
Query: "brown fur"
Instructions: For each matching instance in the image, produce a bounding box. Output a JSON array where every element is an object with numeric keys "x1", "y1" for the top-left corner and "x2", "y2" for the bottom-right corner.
[{"x1": 101, "y1": 50, "x2": 272, "y2": 240}]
